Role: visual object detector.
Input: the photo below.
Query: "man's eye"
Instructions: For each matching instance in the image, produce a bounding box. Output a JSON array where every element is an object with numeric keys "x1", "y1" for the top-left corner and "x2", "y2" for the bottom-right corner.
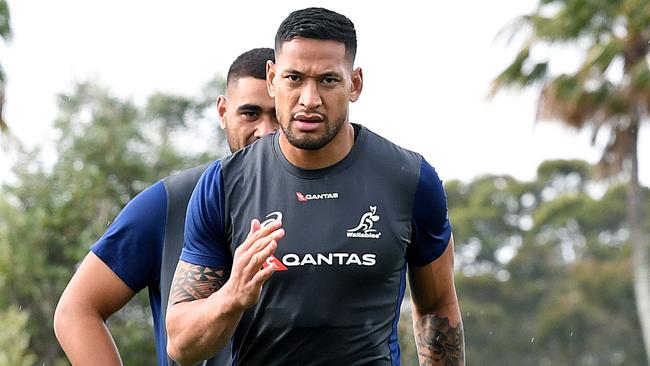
[
  {"x1": 322, "y1": 77, "x2": 337, "y2": 84},
  {"x1": 242, "y1": 111, "x2": 259, "y2": 119},
  {"x1": 286, "y1": 75, "x2": 300, "y2": 82}
]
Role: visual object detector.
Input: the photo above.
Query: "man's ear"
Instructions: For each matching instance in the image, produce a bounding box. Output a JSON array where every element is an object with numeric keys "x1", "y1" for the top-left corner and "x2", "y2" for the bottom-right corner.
[
  {"x1": 266, "y1": 60, "x2": 276, "y2": 98},
  {"x1": 216, "y1": 95, "x2": 227, "y2": 130},
  {"x1": 350, "y1": 67, "x2": 363, "y2": 102}
]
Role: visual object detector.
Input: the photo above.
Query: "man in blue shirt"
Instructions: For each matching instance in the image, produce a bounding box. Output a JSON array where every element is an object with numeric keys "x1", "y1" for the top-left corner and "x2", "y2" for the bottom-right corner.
[
  {"x1": 167, "y1": 8, "x2": 465, "y2": 366},
  {"x1": 54, "y1": 47, "x2": 278, "y2": 365}
]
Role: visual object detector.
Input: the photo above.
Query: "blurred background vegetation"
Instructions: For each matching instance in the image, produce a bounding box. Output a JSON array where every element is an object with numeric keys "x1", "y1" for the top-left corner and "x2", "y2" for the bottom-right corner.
[
  {"x1": 1, "y1": 0, "x2": 649, "y2": 365},
  {"x1": 0, "y1": 78, "x2": 227, "y2": 365},
  {"x1": 398, "y1": 162, "x2": 649, "y2": 365}
]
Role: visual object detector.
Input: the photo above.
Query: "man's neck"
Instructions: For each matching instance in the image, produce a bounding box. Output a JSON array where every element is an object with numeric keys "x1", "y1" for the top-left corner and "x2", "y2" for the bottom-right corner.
[{"x1": 279, "y1": 123, "x2": 355, "y2": 170}]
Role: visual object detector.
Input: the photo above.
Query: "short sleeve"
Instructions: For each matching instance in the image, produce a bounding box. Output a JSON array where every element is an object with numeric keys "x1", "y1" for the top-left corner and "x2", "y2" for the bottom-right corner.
[
  {"x1": 181, "y1": 160, "x2": 232, "y2": 269},
  {"x1": 90, "y1": 181, "x2": 167, "y2": 292},
  {"x1": 407, "y1": 158, "x2": 453, "y2": 267}
]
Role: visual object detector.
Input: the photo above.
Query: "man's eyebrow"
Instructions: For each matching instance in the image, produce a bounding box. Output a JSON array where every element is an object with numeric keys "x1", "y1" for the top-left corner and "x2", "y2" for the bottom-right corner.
[
  {"x1": 288, "y1": 68, "x2": 344, "y2": 77},
  {"x1": 283, "y1": 68, "x2": 304, "y2": 75},
  {"x1": 321, "y1": 72, "x2": 343, "y2": 79},
  {"x1": 237, "y1": 104, "x2": 262, "y2": 112}
]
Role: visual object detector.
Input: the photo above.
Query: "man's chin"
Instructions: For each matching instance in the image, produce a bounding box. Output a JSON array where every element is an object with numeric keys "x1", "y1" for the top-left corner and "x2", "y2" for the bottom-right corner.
[{"x1": 286, "y1": 134, "x2": 331, "y2": 150}]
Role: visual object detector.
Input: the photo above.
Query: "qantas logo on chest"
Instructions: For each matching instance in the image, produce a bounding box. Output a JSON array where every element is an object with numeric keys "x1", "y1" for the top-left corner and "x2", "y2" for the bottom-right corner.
[
  {"x1": 296, "y1": 191, "x2": 339, "y2": 202},
  {"x1": 281, "y1": 252, "x2": 376, "y2": 267},
  {"x1": 266, "y1": 252, "x2": 377, "y2": 269},
  {"x1": 257, "y1": 209, "x2": 379, "y2": 271}
]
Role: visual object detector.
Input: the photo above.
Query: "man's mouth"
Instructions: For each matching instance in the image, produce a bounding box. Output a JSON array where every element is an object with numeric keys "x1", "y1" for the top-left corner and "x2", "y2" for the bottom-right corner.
[
  {"x1": 293, "y1": 113, "x2": 324, "y2": 123},
  {"x1": 292, "y1": 113, "x2": 324, "y2": 132}
]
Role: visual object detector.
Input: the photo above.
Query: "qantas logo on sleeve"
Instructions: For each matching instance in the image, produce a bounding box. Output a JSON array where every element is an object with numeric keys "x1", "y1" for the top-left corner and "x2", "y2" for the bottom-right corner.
[
  {"x1": 296, "y1": 191, "x2": 339, "y2": 202},
  {"x1": 347, "y1": 206, "x2": 382, "y2": 239}
]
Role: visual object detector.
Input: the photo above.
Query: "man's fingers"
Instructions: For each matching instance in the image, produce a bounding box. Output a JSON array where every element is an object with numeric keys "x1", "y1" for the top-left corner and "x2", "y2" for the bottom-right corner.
[
  {"x1": 240, "y1": 219, "x2": 282, "y2": 251},
  {"x1": 257, "y1": 220, "x2": 283, "y2": 238},
  {"x1": 227, "y1": 236, "x2": 279, "y2": 310},
  {"x1": 241, "y1": 219, "x2": 263, "y2": 251},
  {"x1": 270, "y1": 227, "x2": 285, "y2": 241},
  {"x1": 249, "y1": 228, "x2": 284, "y2": 254},
  {"x1": 238, "y1": 228, "x2": 284, "y2": 263},
  {"x1": 252, "y1": 262, "x2": 276, "y2": 286},
  {"x1": 242, "y1": 239, "x2": 277, "y2": 278},
  {"x1": 234, "y1": 231, "x2": 282, "y2": 282},
  {"x1": 249, "y1": 219, "x2": 261, "y2": 235}
]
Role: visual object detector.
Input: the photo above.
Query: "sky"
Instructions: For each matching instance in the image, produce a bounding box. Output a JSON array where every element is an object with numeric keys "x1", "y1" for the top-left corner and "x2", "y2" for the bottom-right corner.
[{"x1": 1, "y1": 0, "x2": 648, "y2": 185}]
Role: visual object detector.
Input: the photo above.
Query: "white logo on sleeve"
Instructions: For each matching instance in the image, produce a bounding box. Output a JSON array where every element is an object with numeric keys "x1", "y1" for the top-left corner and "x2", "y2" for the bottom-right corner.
[{"x1": 346, "y1": 206, "x2": 382, "y2": 239}]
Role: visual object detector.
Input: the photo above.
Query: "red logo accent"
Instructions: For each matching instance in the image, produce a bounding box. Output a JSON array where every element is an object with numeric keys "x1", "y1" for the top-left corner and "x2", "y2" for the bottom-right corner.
[
  {"x1": 263, "y1": 255, "x2": 288, "y2": 271},
  {"x1": 296, "y1": 192, "x2": 307, "y2": 202}
]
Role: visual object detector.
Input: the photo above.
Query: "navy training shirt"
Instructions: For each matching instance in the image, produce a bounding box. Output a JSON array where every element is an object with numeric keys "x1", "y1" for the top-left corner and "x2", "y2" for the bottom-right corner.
[
  {"x1": 91, "y1": 182, "x2": 168, "y2": 363},
  {"x1": 182, "y1": 125, "x2": 452, "y2": 365},
  {"x1": 91, "y1": 166, "x2": 231, "y2": 366}
]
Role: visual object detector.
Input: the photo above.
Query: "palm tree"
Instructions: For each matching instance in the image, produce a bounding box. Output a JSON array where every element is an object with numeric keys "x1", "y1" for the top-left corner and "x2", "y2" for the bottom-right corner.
[
  {"x1": 491, "y1": 0, "x2": 650, "y2": 362},
  {"x1": 0, "y1": 0, "x2": 11, "y2": 134}
]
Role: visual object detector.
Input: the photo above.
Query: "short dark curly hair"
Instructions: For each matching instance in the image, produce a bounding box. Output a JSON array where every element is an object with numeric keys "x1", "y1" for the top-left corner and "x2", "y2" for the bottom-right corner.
[
  {"x1": 274, "y1": 7, "x2": 357, "y2": 63},
  {"x1": 226, "y1": 47, "x2": 275, "y2": 85}
]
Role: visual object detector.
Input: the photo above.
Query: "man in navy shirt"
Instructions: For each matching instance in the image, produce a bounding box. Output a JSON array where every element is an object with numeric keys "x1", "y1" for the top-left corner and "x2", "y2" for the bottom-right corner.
[
  {"x1": 167, "y1": 8, "x2": 465, "y2": 366},
  {"x1": 54, "y1": 48, "x2": 278, "y2": 365}
]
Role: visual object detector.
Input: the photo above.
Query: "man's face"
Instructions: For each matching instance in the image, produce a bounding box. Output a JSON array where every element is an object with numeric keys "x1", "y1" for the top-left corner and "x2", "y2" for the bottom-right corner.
[
  {"x1": 217, "y1": 76, "x2": 278, "y2": 153},
  {"x1": 266, "y1": 38, "x2": 362, "y2": 150}
]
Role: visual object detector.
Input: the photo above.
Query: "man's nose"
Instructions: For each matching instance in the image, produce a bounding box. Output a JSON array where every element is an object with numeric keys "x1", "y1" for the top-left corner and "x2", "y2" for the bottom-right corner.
[{"x1": 298, "y1": 80, "x2": 322, "y2": 109}]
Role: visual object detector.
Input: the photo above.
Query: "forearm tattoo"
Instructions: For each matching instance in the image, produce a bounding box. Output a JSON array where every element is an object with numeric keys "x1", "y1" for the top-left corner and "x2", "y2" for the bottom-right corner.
[
  {"x1": 414, "y1": 314, "x2": 465, "y2": 366},
  {"x1": 169, "y1": 261, "x2": 228, "y2": 305}
]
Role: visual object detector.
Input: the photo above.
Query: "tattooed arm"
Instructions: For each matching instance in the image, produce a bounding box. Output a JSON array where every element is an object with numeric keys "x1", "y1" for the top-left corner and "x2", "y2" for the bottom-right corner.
[
  {"x1": 408, "y1": 236, "x2": 465, "y2": 366},
  {"x1": 165, "y1": 261, "x2": 235, "y2": 364},
  {"x1": 166, "y1": 219, "x2": 284, "y2": 365}
]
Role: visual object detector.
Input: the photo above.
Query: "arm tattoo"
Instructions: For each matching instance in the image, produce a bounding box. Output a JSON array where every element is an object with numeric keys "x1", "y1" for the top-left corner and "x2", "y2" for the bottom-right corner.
[
  {"x1": 414, "y1": 314, "x2": 465, "y2": 366},
  {"x1": 169, "y1": 261, "x2": 228, "y2": 305}
]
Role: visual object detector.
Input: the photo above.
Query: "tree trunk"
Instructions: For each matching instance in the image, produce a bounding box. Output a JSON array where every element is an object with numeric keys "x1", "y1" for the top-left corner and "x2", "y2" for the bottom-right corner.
[{"x1": 628, "y1": 120, "x2": 650, "y2": 364}]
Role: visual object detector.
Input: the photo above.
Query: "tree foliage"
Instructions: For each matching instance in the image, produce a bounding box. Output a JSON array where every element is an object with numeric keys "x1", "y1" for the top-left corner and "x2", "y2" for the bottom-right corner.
[
  {"x1": 491, "y1": 1, "x2": 650, "y2": 362},
  {"x1": 423, "y1": 160, "x2": 646, "y2": 365},
  {"x1": 0, "y1": 0, "x2": 11, "y2": 134},
  {"x1": 492, "y1": 0, "x2": 649, "y2": 176},
  {"x1": 0, "y1": 306, "x2": 37, "y2": 366},
  {"x1": 0, "y1": 78, "x2": 225, "y2": 364}
]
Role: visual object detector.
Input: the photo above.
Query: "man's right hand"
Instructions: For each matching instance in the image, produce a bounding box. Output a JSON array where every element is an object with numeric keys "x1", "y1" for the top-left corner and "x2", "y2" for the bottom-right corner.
[
  {"x1": 221, "y1": 218, "x2": 285, "y2": 312},
  {"x1": 166, "y1": 218, "x2": 284, "y2": 364}
]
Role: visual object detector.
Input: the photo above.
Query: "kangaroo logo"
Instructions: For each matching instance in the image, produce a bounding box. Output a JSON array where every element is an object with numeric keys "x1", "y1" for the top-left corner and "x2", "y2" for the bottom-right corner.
[{"x1": 346, "y1": 206, "x2": 381, "y2": 239}]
